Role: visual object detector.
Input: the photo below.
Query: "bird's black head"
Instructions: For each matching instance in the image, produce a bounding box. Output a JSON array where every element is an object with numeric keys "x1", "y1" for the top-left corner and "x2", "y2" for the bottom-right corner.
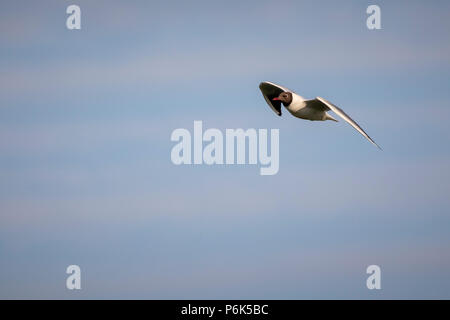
[{"x1": 272, "y1": 92, "x2": 293, "y2": 106}]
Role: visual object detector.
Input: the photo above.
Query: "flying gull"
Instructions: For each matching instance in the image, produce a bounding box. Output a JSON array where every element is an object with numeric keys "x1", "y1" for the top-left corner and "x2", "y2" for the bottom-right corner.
[{"x1": 259, "y1": 81, "x2": 381, "y2": 149}]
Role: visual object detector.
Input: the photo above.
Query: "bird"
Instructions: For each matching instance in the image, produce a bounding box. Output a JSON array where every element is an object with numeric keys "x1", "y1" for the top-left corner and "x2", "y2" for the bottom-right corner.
[{"x1": 259, "y1": 81, "x2": 381, "y2": 149}]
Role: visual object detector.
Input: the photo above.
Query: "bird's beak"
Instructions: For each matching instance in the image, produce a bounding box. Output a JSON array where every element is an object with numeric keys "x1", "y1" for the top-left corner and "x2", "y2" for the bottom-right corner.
[{"x1": 272, "y1": 97, "x2": 280, "y2": 101}]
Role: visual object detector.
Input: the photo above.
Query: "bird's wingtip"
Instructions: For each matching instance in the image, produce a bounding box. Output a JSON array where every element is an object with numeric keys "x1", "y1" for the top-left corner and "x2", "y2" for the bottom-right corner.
[{"x1": 373, "y1": 142, "x2": 382, "y2": 150}]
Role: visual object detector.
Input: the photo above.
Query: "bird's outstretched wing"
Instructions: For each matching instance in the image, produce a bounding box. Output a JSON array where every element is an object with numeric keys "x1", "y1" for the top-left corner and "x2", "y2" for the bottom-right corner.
[
  {"x1": 259, "y1": 81, "x2": 291, "y2": 116},
  {"x1": 316, "y1": 97, "x2": 381, "y2": 149}
]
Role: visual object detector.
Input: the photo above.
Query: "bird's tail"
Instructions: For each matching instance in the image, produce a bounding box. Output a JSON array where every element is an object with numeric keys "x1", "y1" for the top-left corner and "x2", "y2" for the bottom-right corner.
[{"x1": 325, "y1": 113, "x2": 338, "y2": 122}]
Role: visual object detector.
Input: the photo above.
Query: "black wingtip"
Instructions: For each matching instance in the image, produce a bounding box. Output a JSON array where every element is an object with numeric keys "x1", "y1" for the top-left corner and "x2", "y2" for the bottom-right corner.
[
  {"x1": 372, "y1": 141, "x2": 382, "y2": 150},
  {"x1": 259, "y1": 81, "x2": 268, "y2": 89}
]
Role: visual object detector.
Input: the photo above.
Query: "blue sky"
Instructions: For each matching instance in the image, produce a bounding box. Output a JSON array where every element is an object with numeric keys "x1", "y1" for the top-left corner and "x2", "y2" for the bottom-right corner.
[{"x1": 1, "y1": 0, "x2": 450, "y2": 299}]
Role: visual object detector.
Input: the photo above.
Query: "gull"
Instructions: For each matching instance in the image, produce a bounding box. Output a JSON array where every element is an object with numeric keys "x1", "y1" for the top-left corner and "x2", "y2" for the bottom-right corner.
[{"x1": 259, "y1": 81, "x2": 381, "y2": 149}]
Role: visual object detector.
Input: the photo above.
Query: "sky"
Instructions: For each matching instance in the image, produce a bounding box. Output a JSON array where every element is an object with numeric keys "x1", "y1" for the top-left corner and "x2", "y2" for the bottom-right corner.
[{"x1": 1, "y1": 0, "x2": 450, "y2": 299}]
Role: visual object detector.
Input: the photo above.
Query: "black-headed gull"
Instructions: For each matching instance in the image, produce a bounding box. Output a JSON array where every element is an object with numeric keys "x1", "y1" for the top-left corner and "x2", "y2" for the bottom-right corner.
[{"x1": 259, "y1": 81, "x2": 381, "y2": 149}]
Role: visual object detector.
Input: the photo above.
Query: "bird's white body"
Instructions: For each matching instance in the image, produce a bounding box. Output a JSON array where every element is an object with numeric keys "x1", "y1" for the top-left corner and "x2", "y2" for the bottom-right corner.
[
  {"x1": 259, "y1": 81, "x2": 381, "y2": 149},
  {"x1": 285, "y1": 93, "x2": 327, "y2": 121}
]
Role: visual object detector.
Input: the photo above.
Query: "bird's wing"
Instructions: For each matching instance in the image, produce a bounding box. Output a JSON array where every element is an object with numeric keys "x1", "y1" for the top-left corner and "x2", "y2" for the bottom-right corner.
[
  {"x1": 259, "y1": 81, "x2": 292, "y2": 116},
  {"x1": 304, "y1": 99, "x2": 330, "y2": 111},
  {"x1": 316, "y1": 97, "x2": 381, "y2": 149}
]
